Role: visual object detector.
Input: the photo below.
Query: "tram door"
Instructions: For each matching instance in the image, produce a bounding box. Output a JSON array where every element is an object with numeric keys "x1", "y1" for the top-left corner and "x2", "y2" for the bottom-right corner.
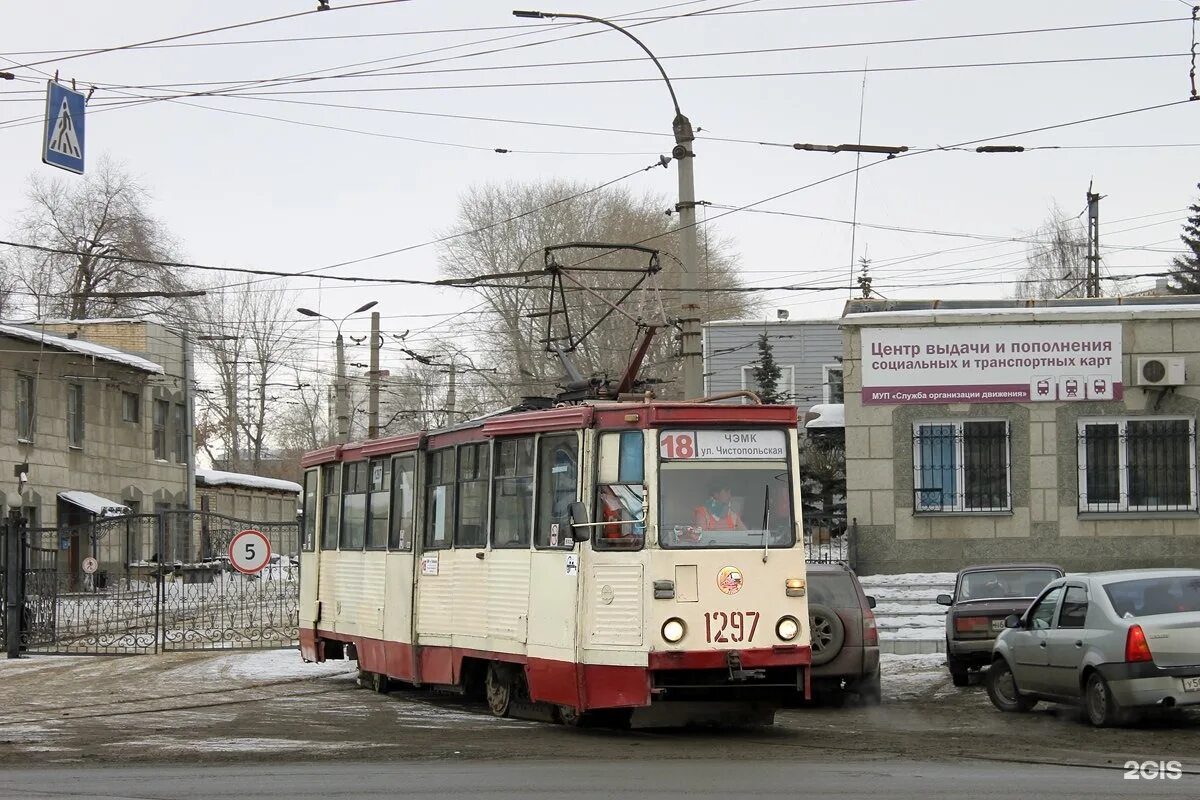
[
  {"x1": 384, "y1": 454, "x2": 420, "y2": 680},
  {"x1": 525, "y1": 432, "x2": 584, "y2": 707}
]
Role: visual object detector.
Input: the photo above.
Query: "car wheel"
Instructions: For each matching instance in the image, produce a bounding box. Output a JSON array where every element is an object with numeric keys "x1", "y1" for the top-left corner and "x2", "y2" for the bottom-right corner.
[
  {"x1": 948, "y1": 657, "x2": 970, "y2": 688},
  {"x1": 808, "y1": 604, "x2": 845, "y2": 667},
  {"x1": 1085, "y1": 672, "x2": 1125, "y2": 727},
  {"x1": 986, "y1": 659, "x2": 1036, "y2": 713}
]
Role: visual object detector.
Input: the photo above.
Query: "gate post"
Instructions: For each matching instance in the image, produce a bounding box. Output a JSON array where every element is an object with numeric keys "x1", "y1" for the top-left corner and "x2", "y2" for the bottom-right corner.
[
  {"x1": 154, "y1": 511, "x2": 166, "y2": 655},
  {"x1": 5, "y1": 509, "x2": 25, "y2": 659}
]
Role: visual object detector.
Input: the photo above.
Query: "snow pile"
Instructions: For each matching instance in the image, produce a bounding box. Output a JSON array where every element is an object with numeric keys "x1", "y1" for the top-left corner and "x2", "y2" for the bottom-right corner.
[{"x1": 176, "y1": 648, "x2": 355, "y2": 682}]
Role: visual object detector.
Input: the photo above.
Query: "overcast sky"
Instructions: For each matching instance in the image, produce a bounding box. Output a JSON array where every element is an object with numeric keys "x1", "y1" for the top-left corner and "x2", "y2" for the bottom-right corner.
[{"x1": 2, "y1": 0, "x2": 1197, "y2": 364}]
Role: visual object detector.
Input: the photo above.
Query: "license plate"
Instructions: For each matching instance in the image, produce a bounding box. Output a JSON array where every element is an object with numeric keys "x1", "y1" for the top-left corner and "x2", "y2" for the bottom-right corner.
[
  {"x1": 704, "y1": 610, "x2": 760, "y2": 644},
  {"x1": 991, "y1": 619, "x2": 1006, "y2": 631},
  {"x1": 1184, "y1": 677, "x2": 1200, "y2": 692}
]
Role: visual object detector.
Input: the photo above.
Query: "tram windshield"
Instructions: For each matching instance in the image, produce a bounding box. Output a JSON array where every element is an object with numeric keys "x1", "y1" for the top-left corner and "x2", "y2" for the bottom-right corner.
[{"x1": 658, "y1": 462, "x2": 794, "y2": 549}]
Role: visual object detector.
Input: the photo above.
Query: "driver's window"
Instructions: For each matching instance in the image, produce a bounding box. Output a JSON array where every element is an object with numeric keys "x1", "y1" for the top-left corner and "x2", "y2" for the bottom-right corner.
[
  {"x1": 594, "y1": 431, "x2": 645, "y2": 552},
  {"x1": 1029, "y1": 586, "x2": 1063, "y2": 630}
]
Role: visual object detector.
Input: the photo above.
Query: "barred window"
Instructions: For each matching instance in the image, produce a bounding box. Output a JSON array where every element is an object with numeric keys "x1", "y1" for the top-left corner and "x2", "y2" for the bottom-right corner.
[
  {"x1": 1078, "y1": 418, "x2": 1197, "y2": 512},
  {"x1": 913, "y1": 420, "x2": 1010, "y2": 512}
]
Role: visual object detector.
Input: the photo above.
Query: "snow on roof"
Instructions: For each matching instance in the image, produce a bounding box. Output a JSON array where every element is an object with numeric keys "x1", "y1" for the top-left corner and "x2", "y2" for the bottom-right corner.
[
  {"x1": 805, "y1": 403, "x2": 844, "y2": 429},
  {"x1": 0, "y1": 322, "x2": 164, "y2": 374},
  {"x1": 196, "y1": 468, "x2": 301, "y2": 494},
  {"x1": 58, "y1": 490, "x2": 130, "y2": 517}
]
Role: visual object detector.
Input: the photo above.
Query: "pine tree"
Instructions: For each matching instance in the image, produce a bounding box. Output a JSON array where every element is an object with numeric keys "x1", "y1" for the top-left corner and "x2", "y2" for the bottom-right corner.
[
  {"x1": 1169, "y1": 184, "x2": 1200, "y2": 293},
  {"x1": 751, "y1": 332, "x2": 785, "y2": 404}
]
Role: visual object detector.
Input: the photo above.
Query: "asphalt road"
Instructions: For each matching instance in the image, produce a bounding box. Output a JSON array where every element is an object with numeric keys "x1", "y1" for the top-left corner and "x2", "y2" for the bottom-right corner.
[{"x1": 0, "y1": 759, "x2": 1196, "y2": 800}]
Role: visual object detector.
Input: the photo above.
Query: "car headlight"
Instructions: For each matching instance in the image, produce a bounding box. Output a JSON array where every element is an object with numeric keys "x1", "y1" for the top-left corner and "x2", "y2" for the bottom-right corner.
[
  {"x1": 776, "y1": 616, "x2": 800, "y2": 641},
  {"x1": 662, "y1": 618, "x2": 686, "y2": 643}
]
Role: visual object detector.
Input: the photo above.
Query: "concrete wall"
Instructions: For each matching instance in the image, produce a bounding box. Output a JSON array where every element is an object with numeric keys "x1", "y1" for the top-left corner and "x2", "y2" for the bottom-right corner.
[
  {"x1": 845, "y1": 312, "x2": 1200, "y2": 575},
  {"x1": 0, "y1": 323, "x2": 188, "y2": 528},
  {"x1": 703, "y1": 320, "x2": 842, "y2": 409}
]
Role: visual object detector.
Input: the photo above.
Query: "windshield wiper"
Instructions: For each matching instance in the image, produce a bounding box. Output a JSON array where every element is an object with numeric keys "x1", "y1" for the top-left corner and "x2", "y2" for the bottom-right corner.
[{"x1": 761, "y1": 484, "x2": 771, "y2": 563}]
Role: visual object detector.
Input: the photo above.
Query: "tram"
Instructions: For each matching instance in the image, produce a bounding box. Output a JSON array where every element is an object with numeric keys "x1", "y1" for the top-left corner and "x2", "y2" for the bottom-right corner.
[{"x1": 298, "y1": 396, "x2": 813, "y2": 725}]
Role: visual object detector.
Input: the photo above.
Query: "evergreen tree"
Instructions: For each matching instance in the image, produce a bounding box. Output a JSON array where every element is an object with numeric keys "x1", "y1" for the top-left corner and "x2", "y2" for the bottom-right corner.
[
  {"x1": 751, "y1": 332, "x2": 785, "y2": 404},
  {"x1": 1169, "y1": 184, "x2": 1200, "y2": 293}
]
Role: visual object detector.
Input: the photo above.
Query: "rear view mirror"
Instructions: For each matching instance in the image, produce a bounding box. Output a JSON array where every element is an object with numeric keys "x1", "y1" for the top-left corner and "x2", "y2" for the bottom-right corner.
[
  {"x1": 866, "y1": 595, "x2": 877, "y2": 609},
  {"x1": 568, "y1": 502, "x2": 591, "y2": 542},
  {"x1": 936, "y1": 593, "x2": 953, "y2": 606},
  {"x1": 1004, "y1": 614, "x2": 1023, "y2": 629}
]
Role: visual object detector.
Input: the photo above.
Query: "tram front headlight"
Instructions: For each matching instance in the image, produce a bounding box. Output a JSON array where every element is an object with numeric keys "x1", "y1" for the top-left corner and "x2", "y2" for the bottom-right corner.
[
  {"x1": 776, "y1": 615, "x2": 800, "y2": 642},
  {"x1": 662, "y1": 618, "x2": 686, "y2": 643}
]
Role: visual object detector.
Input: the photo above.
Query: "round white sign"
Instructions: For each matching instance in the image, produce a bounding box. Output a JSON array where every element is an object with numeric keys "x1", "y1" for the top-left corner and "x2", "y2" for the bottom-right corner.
[
  {"x1": 229, "y1": 529, "x2": 271, "y2": 575},
  {"x1": 81, "y1": 556, "x2": 98, "y2": 575}
]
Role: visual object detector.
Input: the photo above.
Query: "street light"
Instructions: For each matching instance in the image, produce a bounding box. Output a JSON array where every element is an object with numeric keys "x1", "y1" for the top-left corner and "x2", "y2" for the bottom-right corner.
[
  {"x1": 513, "y1": 9, "x2": 704, "y2": 399},
  {"x1": 297, "y1": 301, "x2": 378, "y2": 442}
]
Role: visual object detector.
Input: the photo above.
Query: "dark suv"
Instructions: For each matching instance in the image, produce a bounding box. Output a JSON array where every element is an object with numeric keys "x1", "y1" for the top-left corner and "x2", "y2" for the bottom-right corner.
[
  {"x1": 806, "y1": 563, "x2": 881, "y2": 705},
  {"x1": 938, "y1": 563, "x2": 1064, "y2": 686}
]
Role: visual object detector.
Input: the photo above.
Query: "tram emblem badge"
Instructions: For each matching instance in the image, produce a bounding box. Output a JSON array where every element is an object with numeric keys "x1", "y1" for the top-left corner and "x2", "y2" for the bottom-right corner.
[{"x1": 717, "y1": 566, "x2": 744, "y2": 596}]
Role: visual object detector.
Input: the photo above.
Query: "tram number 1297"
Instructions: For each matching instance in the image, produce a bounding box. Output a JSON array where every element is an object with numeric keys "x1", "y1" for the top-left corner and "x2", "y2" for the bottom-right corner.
[{"x1": 704, "y1": 610, "x2": 760, "y2": 643}]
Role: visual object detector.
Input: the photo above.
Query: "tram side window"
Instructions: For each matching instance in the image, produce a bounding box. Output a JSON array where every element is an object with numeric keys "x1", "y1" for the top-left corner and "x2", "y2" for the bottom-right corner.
[
  {"x1": 302, "y1": 469, "x2": 317, "y2": 552},
  {"x1": 535, "y1": 434, "x2": 579, "y2": 549},
  {"x1": 424, "y1": 448, "x2": 456, "y2": 550},
  {"x1": 341, "y1": 461, "x2": 368, "y2": 550},
  {"x1": 390, "y1": 455, "x2": 416, "y2": 551},
  {"x1": 456, "y1": 443, "x2": 490, "y2": 549},
  {"x1": 320, "y1": 464, "x2": 340, "y2": 550},
  {"x1": 366, "y1": 458, "x2": 391, "y2": 550},
  {"x1": 493, "y1": 437, "x2": 534, "y2": 549},
  {"x1": 594, "y1": 431, "x2": 646, "y2": 551}
]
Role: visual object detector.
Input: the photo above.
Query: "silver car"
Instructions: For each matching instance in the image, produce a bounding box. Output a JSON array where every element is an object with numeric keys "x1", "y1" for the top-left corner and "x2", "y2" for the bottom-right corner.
[{"x1": 986, "y1": 569, "x2": 1200, "y2": 726}]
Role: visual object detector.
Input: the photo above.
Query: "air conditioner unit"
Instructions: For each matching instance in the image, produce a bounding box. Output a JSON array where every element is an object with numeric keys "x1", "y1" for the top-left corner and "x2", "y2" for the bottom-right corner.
[{"x1": 1136, "y1": 356, "x2": 1185, "y2": 387}]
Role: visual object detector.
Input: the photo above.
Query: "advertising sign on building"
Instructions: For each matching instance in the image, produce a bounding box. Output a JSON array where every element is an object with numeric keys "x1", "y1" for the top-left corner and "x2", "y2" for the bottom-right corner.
[{"x1": 861, "y1": 323, "x2": 1122, "y2": 405}]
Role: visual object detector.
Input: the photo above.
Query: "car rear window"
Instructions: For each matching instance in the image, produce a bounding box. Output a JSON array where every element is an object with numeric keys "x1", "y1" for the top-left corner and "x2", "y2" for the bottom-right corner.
[
  {"x1": 1104, "y1": 576, "x2": 1200, "y2": 618},
  {"x1": 808, "y1": 573, "x2": 861, "y2": 608},
  {"x1": 958, "y1": 569, "x2": 1060, "y2": 601}
]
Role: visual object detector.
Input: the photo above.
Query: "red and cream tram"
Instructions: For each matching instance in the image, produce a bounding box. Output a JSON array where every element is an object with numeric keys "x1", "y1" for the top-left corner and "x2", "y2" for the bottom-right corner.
[{"x1": 299, "y1": 398, "x2": 813, "y2": 725}]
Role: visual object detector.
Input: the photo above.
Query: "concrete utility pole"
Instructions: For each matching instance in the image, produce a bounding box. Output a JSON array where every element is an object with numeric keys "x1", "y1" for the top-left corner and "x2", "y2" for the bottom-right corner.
[
  {"x1": 445, "y1": 359, "x2": 458, "y2": 427},
  {"x1": 368, "y1": 312, "x2": 381, "y2": 440},
  {"x1": 298, "y1": 301, "x2": 377, "y2": 444},
  {"x1": 514, "y1": 9, "x2": 704, "y2": 399},
  {"x1": 1086, "y1": 185, "x2": 1102, "y2": 299}
]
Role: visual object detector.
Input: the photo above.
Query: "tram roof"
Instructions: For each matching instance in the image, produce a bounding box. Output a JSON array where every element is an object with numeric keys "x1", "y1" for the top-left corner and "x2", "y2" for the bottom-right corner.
[{"x1": 301, "y1": 400, "x2": 798, "y2": 467}]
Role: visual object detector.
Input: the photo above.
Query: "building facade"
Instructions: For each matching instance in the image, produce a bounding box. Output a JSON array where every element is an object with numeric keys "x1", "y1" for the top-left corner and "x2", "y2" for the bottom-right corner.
[
  {"x1": 842, "y1": 298, "x2": 1200, "y2": 575},
  {"x1": 0, "y1": 320, "x2": 191, "y2": 573},
  {"x1": 703, "y1": 319, "x2": 843, "y2": 409}
]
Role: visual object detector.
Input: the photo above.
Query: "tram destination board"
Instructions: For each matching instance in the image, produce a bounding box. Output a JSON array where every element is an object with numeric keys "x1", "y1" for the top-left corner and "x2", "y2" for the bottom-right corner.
[{"x1": 658, "y1": 429, "x2": 786, "y2": 460}]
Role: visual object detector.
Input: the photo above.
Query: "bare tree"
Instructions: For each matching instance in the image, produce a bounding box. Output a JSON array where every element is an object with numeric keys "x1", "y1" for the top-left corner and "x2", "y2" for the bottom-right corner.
[
  {"x1": 191, "y1": 282, "x2": 302, "y2": 470},
  {"x1": 437, "y1": 179, "x2": 749, "y2": 400},
  {"x1": 1014, "y1": 204, "x2": 1092, "y2": 300},
  {"x1": 4, "y1": 156, "x2": 189, "y2": 319}
]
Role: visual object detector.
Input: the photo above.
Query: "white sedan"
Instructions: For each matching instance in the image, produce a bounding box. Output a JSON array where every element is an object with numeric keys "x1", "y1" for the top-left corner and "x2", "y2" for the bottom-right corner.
[{"x1": 986, "y1": 568, "x2": 1200, "y2": 726}]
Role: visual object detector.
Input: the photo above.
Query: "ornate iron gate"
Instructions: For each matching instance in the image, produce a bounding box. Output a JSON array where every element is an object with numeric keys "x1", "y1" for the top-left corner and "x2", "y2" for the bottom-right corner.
[
  {"x1": 158, "y1": 511, "x2": 300, "y2": 651},
  {"x1": 6, "y1": 511, "x2": 299, "y2": 657}
]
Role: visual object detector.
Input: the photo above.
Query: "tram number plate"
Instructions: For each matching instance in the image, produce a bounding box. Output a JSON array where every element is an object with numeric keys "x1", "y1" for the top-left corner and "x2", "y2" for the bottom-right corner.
[{"x1": 704, "y1": 611, "x2": 760, "y2": 643}]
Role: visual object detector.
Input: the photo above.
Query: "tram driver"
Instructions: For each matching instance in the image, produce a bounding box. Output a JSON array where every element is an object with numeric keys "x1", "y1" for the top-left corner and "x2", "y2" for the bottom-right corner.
[{"x1": 693, "y1": 482, "x2": 747, "y2": 531}]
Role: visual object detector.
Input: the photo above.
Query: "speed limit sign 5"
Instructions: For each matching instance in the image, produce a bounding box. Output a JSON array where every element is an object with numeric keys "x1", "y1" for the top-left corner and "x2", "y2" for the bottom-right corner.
[{"x1": 229, "y1": 529, "x2": 272, "y2": 574}]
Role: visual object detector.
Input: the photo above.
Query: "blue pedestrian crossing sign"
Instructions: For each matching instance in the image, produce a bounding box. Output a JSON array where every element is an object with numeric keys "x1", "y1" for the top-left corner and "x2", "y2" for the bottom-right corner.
[{"x1": 42, "y1": 81, "x2": 86, "y2": 174}]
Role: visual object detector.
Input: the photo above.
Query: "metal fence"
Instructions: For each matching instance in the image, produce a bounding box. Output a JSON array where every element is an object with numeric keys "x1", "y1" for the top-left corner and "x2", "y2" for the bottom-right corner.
[
  {"x1": 4, "y1": 510, "x2": 299, "y2": 657},
  {"x1": 804, "y1": 512, "x2": 850, "y2": 564}
]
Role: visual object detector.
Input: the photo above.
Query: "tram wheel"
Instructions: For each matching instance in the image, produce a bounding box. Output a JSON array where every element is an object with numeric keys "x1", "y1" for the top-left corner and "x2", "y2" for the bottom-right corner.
[{"x1": 485, "y1": 663, "x2": 514, "y2": 717}]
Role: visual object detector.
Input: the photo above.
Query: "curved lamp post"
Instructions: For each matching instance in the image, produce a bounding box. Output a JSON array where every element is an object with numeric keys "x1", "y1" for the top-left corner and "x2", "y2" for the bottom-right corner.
[
  {"x1": 298, "y1": 300, "x2": 378, "y2": 442},
  {"x1": 514, "y1": 10, "x2": 703, "y2": 399}
]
